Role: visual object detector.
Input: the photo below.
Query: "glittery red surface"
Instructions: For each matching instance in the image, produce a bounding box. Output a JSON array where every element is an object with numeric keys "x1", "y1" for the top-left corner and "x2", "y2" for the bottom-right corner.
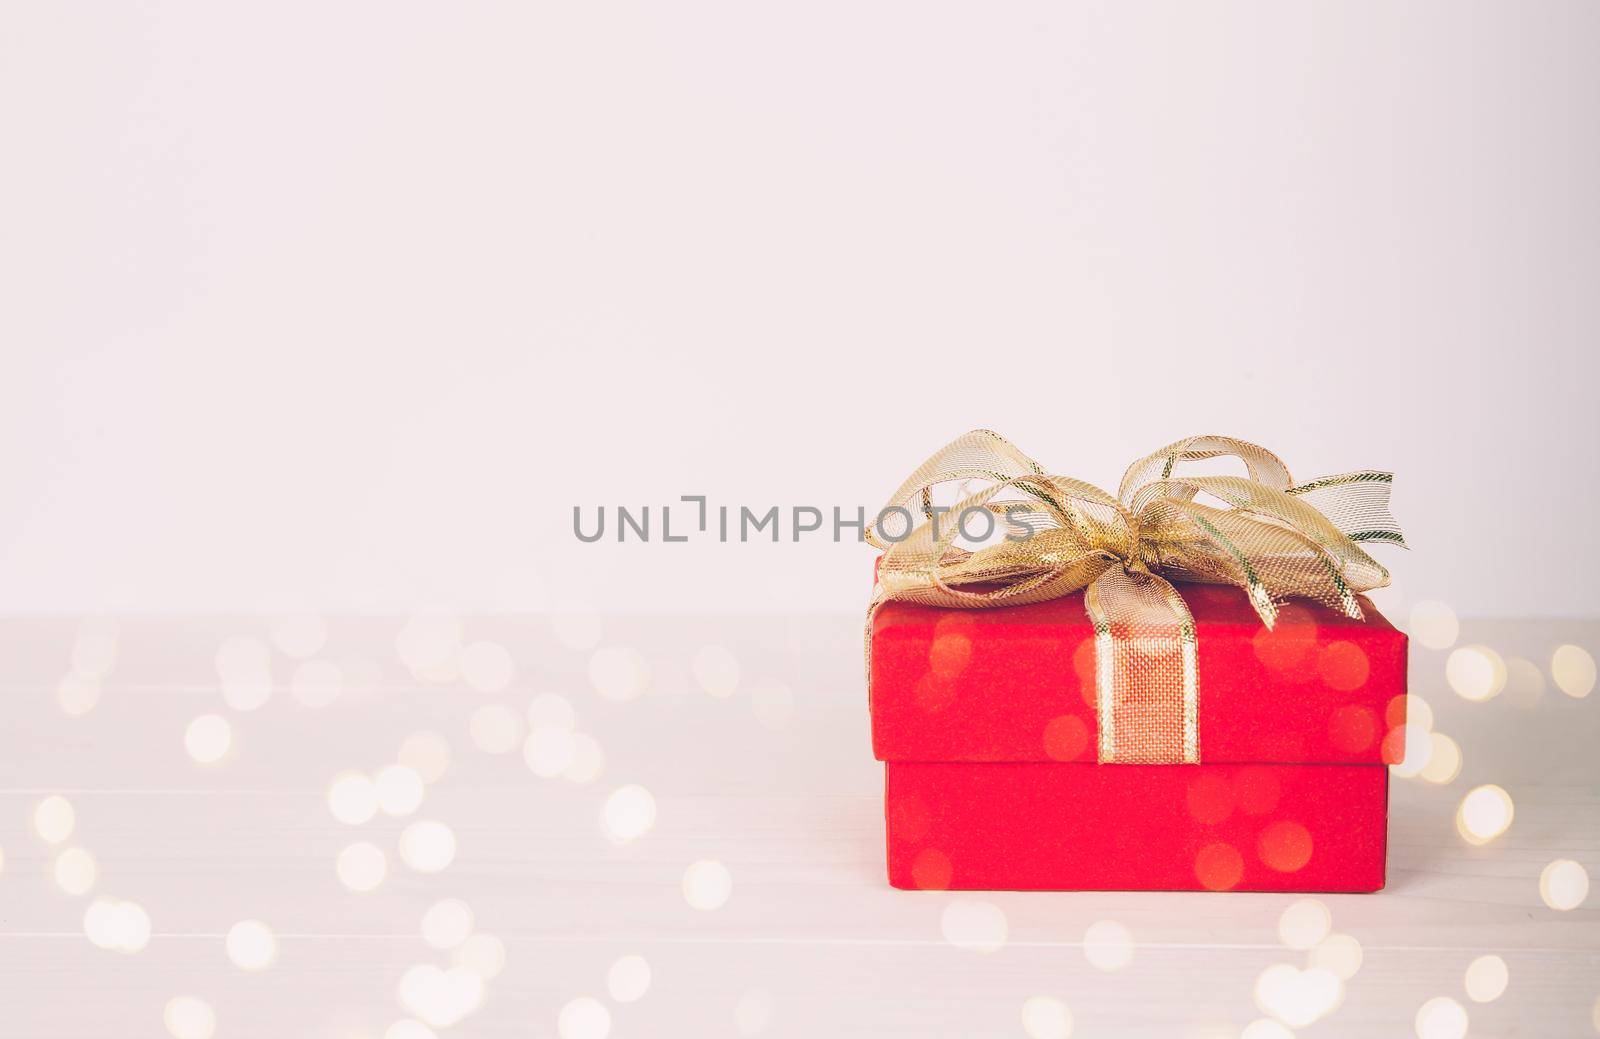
[{"x1": 869, "y1": 581, "x2": 1406, "y2": 891}]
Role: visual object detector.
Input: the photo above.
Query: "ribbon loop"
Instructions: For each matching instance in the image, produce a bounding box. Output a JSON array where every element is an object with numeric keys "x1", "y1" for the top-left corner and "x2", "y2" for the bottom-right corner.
[{"x1": 868, "y1": 432, "x2": 1405, "y2": 765}]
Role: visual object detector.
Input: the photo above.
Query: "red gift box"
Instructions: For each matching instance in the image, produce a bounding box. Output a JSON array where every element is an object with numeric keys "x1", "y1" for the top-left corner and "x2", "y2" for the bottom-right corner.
[{"x1": 870, "y1": 581, "x2": 1407, "y2": 892}]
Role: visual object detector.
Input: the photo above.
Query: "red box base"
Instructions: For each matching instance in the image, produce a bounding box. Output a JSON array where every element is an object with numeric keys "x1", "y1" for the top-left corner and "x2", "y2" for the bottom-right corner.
[{"x1": 885, "y1": 762, "x2": 1388, "y2": 892}]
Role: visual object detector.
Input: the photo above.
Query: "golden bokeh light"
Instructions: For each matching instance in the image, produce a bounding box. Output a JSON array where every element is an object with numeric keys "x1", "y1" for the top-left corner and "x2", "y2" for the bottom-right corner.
[
  {"x1": 184, "y1": 714, "x2": 233, "y2": 765},
  {"x1": 470, "y1": 704, "x2": 525, "y2": 755},
  {"x1": 606, "y1": 954, "x2": 652, "y2": 1003},
  {"x1": 1239, "y1": 1021, "x2": 1294, "y2": 1039},
  {"x1": 336, "y1": 842, "x2": 388, "y2": 893},
  {"x1": 1502, "y1": 657, "x2": 1546, "y2": 709},
  {"x1": 1408, "y1": 601, "x2": 1459, "y2": 650},
  {"x1": 602, "y1": 785, "x2": 657, "y2": 843},
  {"x1": 734, "y1": 988, "x2": 775, "y2": 1036},
  {"x1": 328, "y1": 771, "x2": 379, "y2": 825},
  {"x1": 460, "y1": 641, "x2": 514, "y2": 693},
  {"x1": 225, "y1": 919, "x2": 277, "y2": 970},
  {"x1": 163, "y1": 996, "x2": 217, "y2": 1039},
  {"x1": 562, "y1": 733, "x2": 605, "y2": 784},
  {"x1": 398, "y1": 964, "x2": 484, "y2": 1029},
  {"x1": 1419, "y1": 733, "x2": 1462, "y2": 784},
  {"x1": 692, "y1": 644, "x2": 740, "y2": 698},
  {"x1": 557, "y1": 996, "x2": 610, "y2": 1039},
  {"x1": 270, "y1": 614, "x2": 327, "y2": 660},
  {"x1": 398, "y1": 731, "x2": 451, "y2": 783},
  {"x1": 1020, "y1": 995, "x2": 1074, "y2": 1039},
  {"x1": 53, "y1": 846, "x2": 97, "y2": 896},
  {"x1": 1551, "y1": 644, "x2": 1596, "y2": 699},
  {"x1": 420, "y1": 899, "x2": 475, "y2": 951},
  {"x1": 1253, "y1": 963, "x2": 1342, "y2": 1028},
  {"x1": 1308, "y1": 933, "x2": 1364, "y2": 980},
  {"x1": 682, "y1": 859, "x2": 733, "y2": 911},
  {"x1": 1277, "y1": 899, "x2": 1331, "y2": 950},
  {"x1": 1455, "y1": 785, "x2": 1515, "y2": 845},
  {"x1": 588, "y1": 646, "x2": 649, "y2": 701},
  {"x1": 398, "y1": 821, "x2": 456, "y2": 874},
  {"x1": 452, "y1": 933, "x2": 506, "y2": 981},
  {"x1": 1463, "y1": 954, "x2": 1508, "y2": 1002},
  {"x1": 1539, "y1": 859, "x2": 1590, "y2": 911},
  {"x1": 1082, "y1": 920, "x2": 1134, "y2": 971},
  {"x1": 34, "y1": 795, "x2": 75, "y2": 845},
  {"x1": 83, "y1": 897, "x2": 151, "y2": 953},
  {"x1": 1414, "y1": 995, "x2": 1468, "y2": 1039},
  {"x1": 216, "y1": 635, "x2": 273, "y2": 711},
  {"x1": 290, "y1": 659, "x2": 344, "y2": 709},
  {"x1": 57, "y1": 673, "x2": 100, "y2": 717},
  {"x1": 1446, "y1": 646, "x2": 1505, "y2": 702},
  {"x1": 374, "y1": 766, "x2": 424, "y2": 817}
]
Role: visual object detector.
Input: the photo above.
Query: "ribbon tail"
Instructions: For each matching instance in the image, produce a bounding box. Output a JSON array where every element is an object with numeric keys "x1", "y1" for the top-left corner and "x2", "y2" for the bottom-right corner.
[
  {"x1": 1084, "y1": 567, "x2": 1199, "y2": 765},
  {"x1": 1286, "y1": 471, "x2": 1407, "y2": 550}
]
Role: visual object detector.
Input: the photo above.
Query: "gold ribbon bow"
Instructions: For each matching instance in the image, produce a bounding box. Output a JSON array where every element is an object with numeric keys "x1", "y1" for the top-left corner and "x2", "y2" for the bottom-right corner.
[{"x1": 866, "y1": 432, "x2": 1405, "y2": 765}]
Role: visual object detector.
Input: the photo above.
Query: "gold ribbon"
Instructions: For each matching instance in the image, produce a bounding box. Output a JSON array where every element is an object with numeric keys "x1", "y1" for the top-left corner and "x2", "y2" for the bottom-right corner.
[{"x1": 866, "y1": 432, "x2": 1405, "y2": 765}]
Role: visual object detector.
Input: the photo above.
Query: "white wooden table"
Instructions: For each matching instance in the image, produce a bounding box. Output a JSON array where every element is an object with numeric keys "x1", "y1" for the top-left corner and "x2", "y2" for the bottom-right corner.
[{"x1": 1, "y1": 613, "x2": 1595, "y2": 1038}]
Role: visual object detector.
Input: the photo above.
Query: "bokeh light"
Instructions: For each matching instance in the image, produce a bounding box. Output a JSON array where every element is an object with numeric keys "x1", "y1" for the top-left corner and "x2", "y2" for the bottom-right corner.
[
  {"x1": 1551, "y1": 644, "x2": 1596, "y2": 699},
  {"x1": 1254, "y1": 963, "x2": 1341, "y2": 1027},
  {"x1": 1277, "y1": 899, "x2": 1331, "y2": 950},
  {"x1": 398, "y1": 965, "x2": 483, "y2": 1029},
  {"x1": 470, "y1": 704, "x2": 525, "y2": 755},
  {"x1": 399, "y1": 821, "x2": 456, "y2": 873},
  {"x1": 692, "y1": 645, "x2": 740, "y2": 698},
  {"x1": 225, "y1": 919, "x2": 277, "y2": 970},
  {"x1": 1082, "y1": 920, "x2": 1134, "y2": 971},
  {"x1": 734, "y1": 988, "x2": 774, "y2": 1036},
  {"x1": 71, "y1": 619, "x2": 119, "y2": 678},
  {"x1": 682, "y1": 859, "x2": 733, "y2": 911},
  {"x1": 375, "y1": 765, "x2": 425, "y2": 817},
  {"x1": 602, "y1": 785, "x2": 657, "y2": 843},
  {"x1": 939, "y1": 899, "x2": 1008, "y2": 953},
  {"x1": 83, "y1": 897, "x2": 150, "y2": 953},
  {"x1": 1463, "y1": 954, "x2": 1508, "y2": 1002},
  {"x1": 398, "y1": 731, "x2": 451, "y2": 783},
  {"x1": 336, "y1": 842, "x2": 387, "y2": 892},
  {"x1": 421, "y1": 899, "x2": 474, "y2": 951},
  {"x1": 328, "y1": 772, "x2": 379, "y2": 825},
  {"x1": 290, "y1": 659, "x2": 344, "y2": 709},
  {"x1": 385, "y1": 1021, "x2": 438, "y2": 1039},
  {"x1": 1446, "y1": 646, "x2": 1505, "y2": 702},
  {"x1": 164, "y1": 996, "x2": 217, "y2": 1039},
  {"x1": 1414, "y1": 995, "x2": 1468, "y2": 1039},
  {"x1": 1195, "y1": 842, "x2": 1244, "y2": 891},
  {"x1": 1020, "y1": 995, "x2": 1074, "y2": 1039},
  {"x1": 57, "y1": 673, "x2": 100, "y2": 717},
  {"x1": 524, "y1": 727, "x2": 577, "y2": 777},
  {"x1": 528, "y1": 693, "x2": 577, "y2": 731},
  {"x1": 460, "y1": 641, "x2": 514, "y2": 693},
  {"x1": 1240, "y1": 1021, "x2": 1294, "y2": 1039},
  {"x1": 1418, "y1": 733, "x2": 1462, "y2": 784},
  {"x1": 1539, "y1": 859, "x2": 1589, "y2": 911},
  {"x1": 606, "y1": 954, "x2": 652, "y2": 1003},
  {"x1": 1258, "y1": 820, "x2": 1314, "y2": 873},
  {"x1": 216, "y1": 635, "x2": 273, "y2": 711},
  {"x1": 452, "y1": 933, "x2": 506, "y2": 981},
  {"x1": 557, "y1": 996, "x2": 610, "y2": 1039},
  {"x1": 34, "y1": 795, "x2": 75, "y2": 844},
  {"x1": 53, "y1": 846, "x2": 96, "y2": 896},
  {"x1": 1308, "y1": 933, "x2": 1364, "y2": 980},
  {"x1": 562, "y1": 734, "x2": 605, "y2": 784},
  {"x1": 589, "y1": 647, "x2": 649, "y2": 701},
  {"x1": 1455, "y1": 785, "x2": 1515, "y2": 845},
  {"x1": 1502, "y1": 657, "x2": 1545, "y2": 709},
  {"x1": 185, "y1": 714, "x2": 233, "y2": 764},
  {"x1": 270, "y1": 614, "x2": 327, "y2": 659},
  {"x1": 1408, "y1": 601, "x2": 1459, "y2": 650}
]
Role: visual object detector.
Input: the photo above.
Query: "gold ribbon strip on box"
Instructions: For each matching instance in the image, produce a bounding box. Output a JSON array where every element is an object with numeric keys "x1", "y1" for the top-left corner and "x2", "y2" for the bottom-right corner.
[{"x1": 865, "y1": 432, "x2": 1405, "y2": 765}]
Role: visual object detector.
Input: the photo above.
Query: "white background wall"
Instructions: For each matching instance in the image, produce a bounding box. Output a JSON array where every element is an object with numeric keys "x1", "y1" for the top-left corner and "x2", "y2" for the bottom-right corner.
[{"x1": 2, "y1": 2, "x2": 1596, "y2": 617}]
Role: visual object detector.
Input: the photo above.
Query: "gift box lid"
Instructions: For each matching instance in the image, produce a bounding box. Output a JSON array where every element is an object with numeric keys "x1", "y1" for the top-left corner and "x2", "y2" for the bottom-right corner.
[{"x1": 869, "y1": 580, "x2": 1407, "y2": 766}]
